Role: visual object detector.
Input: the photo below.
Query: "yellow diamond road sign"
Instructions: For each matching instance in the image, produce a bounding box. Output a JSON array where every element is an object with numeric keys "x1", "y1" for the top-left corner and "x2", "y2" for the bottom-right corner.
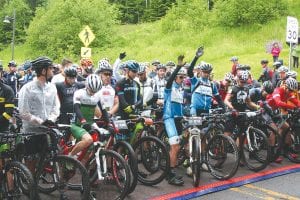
[{"x1": 78, "y1": 25, "x2": 95, "y2": 47}]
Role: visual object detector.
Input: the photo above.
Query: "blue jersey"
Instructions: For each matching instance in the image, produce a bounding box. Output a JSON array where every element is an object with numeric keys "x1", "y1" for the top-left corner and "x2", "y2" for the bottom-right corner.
[
  {"x1": 190, "y1": 77, "x2": 219, "y2": 114},
  {"x1": 163, "y1": 82, "x2": 184, "y2": 120}
]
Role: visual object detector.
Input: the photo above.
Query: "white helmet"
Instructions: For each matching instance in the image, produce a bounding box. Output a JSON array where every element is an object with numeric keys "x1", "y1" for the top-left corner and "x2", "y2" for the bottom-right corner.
[
  {"x1": 286, "y1": 71, "x2": 297, "y2": 79},
  {"x1": 86, "y1": 74, "x2": 102, "y2": 93},
  {"x1": 277, "y1": 66, "x2": 289, "y2": 73},
  {"x1": 285, "y1": 77, "x2": 298, "y2": 91},
  {"x1": 224, "y1": 72, "x2": 234, "y2": 82},
  {"x1": 177, "y1": 68, "x2": 187, "y2": 75}
]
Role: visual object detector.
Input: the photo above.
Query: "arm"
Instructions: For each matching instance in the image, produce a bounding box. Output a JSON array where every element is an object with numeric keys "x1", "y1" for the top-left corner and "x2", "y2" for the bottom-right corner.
[
  {"x1": 109, "y1": 95, "x2": 119, "y2": 116},
  {"x1": 246, "y1": 97, "x2": 260, "y2": 110},
  {"x1": 48, "y1": 92, "x2": 61, "y2": 122},
  {"x1": 272, "y1": 89, "x2": 296, "y2": 110},
  {"x1": 1, "y1": 86, "x2": 15, "y2": 121},
  {"x1": 188, "y1": 46, "x2": 204, "y2": 78},
  {"x1": 224, "y1": 92, "x2": 234, "y2": 110},
  {"x1": 113, "y1": 52, "x2": 126, "y2": 82},
  {"x1": 166, "y1": 55, "x2": 185, "y2": 89}
]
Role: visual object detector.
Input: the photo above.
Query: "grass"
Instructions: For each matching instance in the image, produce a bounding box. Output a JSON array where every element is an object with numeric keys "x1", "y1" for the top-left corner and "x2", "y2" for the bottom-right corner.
[{"x1": 1, "y1": 0, "x2": 299, "y2": 80}]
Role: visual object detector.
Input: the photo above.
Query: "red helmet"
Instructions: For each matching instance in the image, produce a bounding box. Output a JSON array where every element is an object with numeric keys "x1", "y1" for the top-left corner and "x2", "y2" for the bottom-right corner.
[{"x1": 80, "y1": 58, "x2": 93, "y2": 68}]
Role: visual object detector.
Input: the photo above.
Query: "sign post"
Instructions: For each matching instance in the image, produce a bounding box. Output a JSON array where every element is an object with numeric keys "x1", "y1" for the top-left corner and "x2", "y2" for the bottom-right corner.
[
  {"x1": 78, "y1": 25, "x2": 95, "y2": 58},
  {"x1": 286, "y1": 16, "x2": 299, "y2": 69}
]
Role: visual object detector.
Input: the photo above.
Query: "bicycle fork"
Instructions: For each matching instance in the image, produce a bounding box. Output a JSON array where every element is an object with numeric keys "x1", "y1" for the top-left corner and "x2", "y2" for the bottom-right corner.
[
  {"x1": 189, "y1": 128, "x2": 202, "y2": 165},
  {"x1": 95, "y1": 147, "x2": 107, "y2": 181},
  {"x1": 246, "y1": 127, "x2": 257, "y2": 152}
]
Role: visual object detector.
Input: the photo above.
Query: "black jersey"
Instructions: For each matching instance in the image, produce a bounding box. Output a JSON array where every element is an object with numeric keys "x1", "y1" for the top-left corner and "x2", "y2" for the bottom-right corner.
[
  {"x1": 230, "y1": 85, "x2": 249, "y2": 112},
  {"x1": 0, "y1": 82, "x2": 15, "y2": 131},
  {"x1": 56, "y1": 81, "x2": 85, "y2": 114}
]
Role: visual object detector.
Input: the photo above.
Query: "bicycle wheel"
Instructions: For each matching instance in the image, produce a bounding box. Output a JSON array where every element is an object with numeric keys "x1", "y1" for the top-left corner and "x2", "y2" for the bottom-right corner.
[
  {"x1": 264, "y1": 125, "x2": 282, "y2": 162},
  {"x1": 191, "y1": 136, "x2": 201, "y2": 187},
  {"x1": 3, "y1": 161, "x2": 36, "y2": 200},
  {"x1": 36, "y1": 155, "x2": 90, "y2": 199},
  {"x1": 86, "y1": 149, "x2": 131, "y2": 200},
  {"x1": 113, "y1": 140, "x2": 138, "y2": 194},
  {"x1": 206, "y1": 134, "x2": 239, "y2": 180},
  {"x1": 283, "y1": 128, "x2": 300, "y2": 163},
  {"x1": 133, "y1": 136, "x2": 170, "y2": 186},
  {"x1": 241, "y1": 127, "x2": 270, "y2": 171}
]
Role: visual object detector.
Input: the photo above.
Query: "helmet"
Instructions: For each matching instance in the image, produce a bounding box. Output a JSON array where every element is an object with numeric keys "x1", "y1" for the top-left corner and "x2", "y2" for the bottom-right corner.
[
  {"x1": 97, "y1": 59, "x2": 112, "y2": 73},
  {"x1": 31, "y1": 56, "x2": 53, "y2": 72},
  {"x1": 138, "y1": 63, "x2": 147, "y2": 74},
  {"x1": 230, "y1": 56, "x2": 238, "y2": 62},
  {"x1": 80, "y1": 58, "x2": 93, "y2": 67},
  {"x1": 260, "y1": 59, "x2": 268, "y2": 64},
  {"x1": 285, "y1": 77, "x2": 298, "y2": 91},
  {"x1": 262, "y1": 81, "x2": 274, "y2": 94},
  {"x1": 237, "y1": 70, "x2": 249, "y2": 82},
  {"x1": 126, "y1": 61, "x2": 140, "y2": 72},
  {"x1": 273, "y1": 61, "x2": 282, "y2": 68},
  {"x1": 183, "y1": 62, "x2": 190, "y2": 68},
  {"x1": 236, "y1": 64, "x2": 251, "y2": 71},
  {"x1": 64, "y1": 66, "x2": 77, "y2": 77},
  {"x1": 8, "y1": 60, "x2": 17, "y2": 67},
  {"x1": 199, "y1": 62, "x2": 213, "y2": 73},
  {"x1": 86, "y1": 74, "x2": 102, "y2": 93},
  {"x1": 151, "y1": 60, "x2": 160, "y2": 66},
  {"x1": 22, "y1": 61, "x2": 32, "y2": 71},
  {"x1": 177, "y1": 67, "x2": 187, "y2": 75},
  {"x1": 286, "y1": 71, "x2": 297, "y2": 79},
  {"x1": 156, "y1": 64, "x2": 166, "y2": 71},
  {"x1": 277, "y1": 66, "x2": 289, "y2": 73},
  {"x1": 165, "y1": 61, "x2": 175, "y2": 67},
  {"x1": 224, "y1": 72, "x2": 234, "y2": 82}
]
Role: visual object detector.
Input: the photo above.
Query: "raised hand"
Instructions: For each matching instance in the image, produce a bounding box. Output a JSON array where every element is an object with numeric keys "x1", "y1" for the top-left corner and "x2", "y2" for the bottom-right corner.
[{"x1": 195, "y1": 46, "x2": 204, "y2": 58}]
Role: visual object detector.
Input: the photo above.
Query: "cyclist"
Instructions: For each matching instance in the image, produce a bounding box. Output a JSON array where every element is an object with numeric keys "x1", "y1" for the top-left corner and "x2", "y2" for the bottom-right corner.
[
  {"x1": 18, "y1": 56, "x2": 60, "y2": 173},
  {"x1": 153, "y1": 64, "x2": 167, "y2": 106},
  {"x1": 51, "y1": 58, "x2": 73, "y2": 84},
  {"x1": 187, "y1": 47, "x2": 225, "y2": 115},
  {"x1": 137, "y1": 62, "x2": 155, "y2": 109},
  {"x1": 276, "y1": 65, "x2": 289, "y2": 87},
  {"x1": 258, "y1": 59, "x2": 273, "y2": 82},
  {"x1": 79, "y1": 58, "x2": 94, "y2": 79},
  {"x1": 163, "y1": 55, "x2": 186, "y2": 186},
  {"x1": 224, "y1": 70, "x2": 261, "y2": 137},
  {"x1": 115, "y1": 61, "x2": 142, "y2": 119},
  {"x1": 72, "y1": 74, "x2": 106, "y2": 157},
  {"x1": 55, "y1": 66, "x2": 85, "y2": 124},
  {"x1": 0, "y1": 71, "x2": 14, "y2": 132},
  {"x1": 22, "y1": 61, "x2": 35, "y2": 86},
  {"x1": 112, "y1": 52, "x2": 127, "y2": 82},
  {"x1": 271, "y1": 61, "x2": 282, "y2": 87},
  {"x1": 217, "y1": 72, "x2": 234, "y2": 101},
  {"x1": 96, "y1": 59, "x2": 119, "y2": 117}
]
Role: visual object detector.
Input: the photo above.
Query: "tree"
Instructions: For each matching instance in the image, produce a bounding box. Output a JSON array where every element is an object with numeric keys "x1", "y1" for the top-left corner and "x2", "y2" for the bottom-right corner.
[
  {"x1": 0, "y1": 0, "x2": 32, "y2": 51},
  {"x1": 25, "y1": 0, "x2": 118, "y2": 60}
]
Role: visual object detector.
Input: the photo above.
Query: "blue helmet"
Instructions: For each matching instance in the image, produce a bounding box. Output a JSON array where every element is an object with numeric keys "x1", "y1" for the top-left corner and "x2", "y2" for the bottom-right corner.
[
  {"x1": 23, "y1": 60, "x2": 32, "y2": 71},
  {"x1": 126, "y1": 61, "x2": 139, "y2": 72}
]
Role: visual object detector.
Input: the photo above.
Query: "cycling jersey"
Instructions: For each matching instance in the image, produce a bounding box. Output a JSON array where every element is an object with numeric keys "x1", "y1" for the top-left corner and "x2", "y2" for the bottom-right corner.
[
  {"x1": 163, "y1": 82, "x2": 184, "y2": 120},
  {"x1": 190, "y1": 77, "x2": 219, "y2": 115},
  {"x1": 0, "y1": 81, "x2": 14, "y2": 131},
  {"x1": 137, "y1": 77, "x2": 154, "y2": 107},
  {"x1": 18, "y1": 80, "x2": 60, "y2": 133},
  {"x1": 56, "y1": 81, "x2": 85, "y2": 124},
  {"x1": 228, "y1": 85, "x2": 250, "y2": 112},
  {"x1": 99, "y1": 84, "x2": 116, "y2": 111},
  {"x1": 268, "y1": 87, "x2": 300, "y2": 110},
  {"x1": 73, "y1": 88, "x2": 102, "y2": 124},
  {"x1": 4, "y1": 72, "x2": 20, "y2": 96},
  {"x1": 115, "y1": 77, "x2": 142, "y2": 118},
  {"x1": 153, "y1": 76, "x2": 167, "y2": 100},
  {"x1": 249, "y1": 87, "x2": 262, "y2": 103}
]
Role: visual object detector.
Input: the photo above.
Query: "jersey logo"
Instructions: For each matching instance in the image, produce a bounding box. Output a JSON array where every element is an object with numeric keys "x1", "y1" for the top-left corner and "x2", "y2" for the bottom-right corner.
[{"x1": 236, "y1": 90, "x2": 247, "y2": 104}]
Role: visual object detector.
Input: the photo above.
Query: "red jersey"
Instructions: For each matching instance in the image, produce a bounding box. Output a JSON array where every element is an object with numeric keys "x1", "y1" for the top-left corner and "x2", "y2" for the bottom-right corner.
[{"x1": 266, "y1": 87, "x2": 300, "y2": 111}]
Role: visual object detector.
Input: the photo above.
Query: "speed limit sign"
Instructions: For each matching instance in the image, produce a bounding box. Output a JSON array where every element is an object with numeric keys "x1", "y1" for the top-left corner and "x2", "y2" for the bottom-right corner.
[{"x1": 286, "y1": 16, "x2": 298, "y2": 43}]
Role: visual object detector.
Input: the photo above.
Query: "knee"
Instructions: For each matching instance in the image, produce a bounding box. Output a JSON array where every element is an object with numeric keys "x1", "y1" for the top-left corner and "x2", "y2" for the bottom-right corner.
[{"x1": 83, "y1": 134, "x2": 93, "y2": 145}]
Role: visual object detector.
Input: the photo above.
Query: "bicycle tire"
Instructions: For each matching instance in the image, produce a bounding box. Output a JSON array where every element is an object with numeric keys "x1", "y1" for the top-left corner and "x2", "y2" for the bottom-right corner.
[
  {"x1": 206, "y1": 134, "x2": 239, "y2": 180},
  {"x1": 264, "y1": 125, "x2": 282, "y2": 162},
  {"x1": 4, "y1": 161, "x2": 36, "y2": 200},
  {"x1": 282, "y1": 128, "x2": 300, "y2": 163},
  {"x1": 191, "y1": 136, "x2": 201, "y2": 187},
  {"x1": 113, "y1": 140, "x2": 138, "y2": 194},
  {"x1": 133, "y1": 135, "x2": 170, "y2": 186},
  {"x1": 240, "y1": 127, "x2": 270, "y2": 171},
  {"x1": 86, "y1": 149, "x2": 131, "y2": 200},
  {"x1": 36, "y1": 155, "x2": 90, "y2": 199}
]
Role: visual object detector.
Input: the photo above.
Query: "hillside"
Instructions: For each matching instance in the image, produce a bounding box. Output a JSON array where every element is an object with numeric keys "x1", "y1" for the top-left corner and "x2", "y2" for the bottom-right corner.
[{"x1": 0, "y1": 0, "x2": 300, "y2": 80}]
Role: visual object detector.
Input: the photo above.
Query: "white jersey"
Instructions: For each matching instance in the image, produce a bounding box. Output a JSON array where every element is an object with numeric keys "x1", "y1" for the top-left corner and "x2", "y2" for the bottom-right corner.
[
  {"x1": 153, "y1": 76, "x2": 167, "y2": 99},
  {"x1": 98, "y1": 85, "x2": 116, "y2": 111},
  {"x1": 138, "y1": 78, "x2": 154, "y2": 105}
]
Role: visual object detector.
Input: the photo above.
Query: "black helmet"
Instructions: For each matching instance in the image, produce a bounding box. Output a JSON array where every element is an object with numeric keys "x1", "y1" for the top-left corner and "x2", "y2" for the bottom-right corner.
[
  {"x1": 151, "y1": 60, "x2": 160, "y2": 66},
  {"x1": 31, "y1": 56, "x2": 53, "y2": 75},
  {"x1": 236, "y1": 64, "x2": 251, "y2": 71},
  {"x1": 8, "y1": 60, "x2": 17, "y2": 67},
  {"x1": 64, "y1": 66, "x2": 77, "y2": 78},
  {"x1": 165, "y1": 61, "x2": 176, "y2": 67},
  {"x1": 199, "y1": 62, "x2": 213, "y2": 73},
  {"x1": 260, "y1": 59, "x2": 268, "y2": 64},
  {"x1": 262, "y1": 81, "x2": 274, "y2": 94}
]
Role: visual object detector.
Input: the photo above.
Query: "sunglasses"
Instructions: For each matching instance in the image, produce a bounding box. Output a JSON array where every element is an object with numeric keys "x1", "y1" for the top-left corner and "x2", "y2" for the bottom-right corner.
[
  {"x1": 178, "y1": 76, "x2": 185, "y2": 79},
  {"x1": 103, "y1": 73, "x2": 112, "y2": 76},
  {"x1": 130, "y1": 70, "x2": 138, "y2": 73}
]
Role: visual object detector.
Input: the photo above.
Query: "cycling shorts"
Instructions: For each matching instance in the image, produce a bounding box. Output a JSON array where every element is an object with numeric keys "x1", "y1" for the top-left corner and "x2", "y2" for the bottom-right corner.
[
  {"x1": 164, "y1": 117, "x2": 183, "y2": 138},
  {"x1": 70, "y1": 124, "x2": 87, "y2": 140}
]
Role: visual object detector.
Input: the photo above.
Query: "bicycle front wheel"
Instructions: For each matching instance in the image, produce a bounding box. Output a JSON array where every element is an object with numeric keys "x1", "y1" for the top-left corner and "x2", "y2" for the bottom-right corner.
[
  {"x1": 206, "y1": 134, "x2": 239, "y2": 180},
  {"x1": 241, "y1": 127, "x2": 270, "y2": 171},
  {"x1": 191, "y1": 136, "x2": 201, "y2": 187},
  {"x1": 4, "y1": 161, "x2": 36, "y2": 200},
  {"x1": 36, "y1": 155, "x2": 90, "y2": 199},
  {"x1": 133, "y1": 135, "x2": 170, "y2": 186}
]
